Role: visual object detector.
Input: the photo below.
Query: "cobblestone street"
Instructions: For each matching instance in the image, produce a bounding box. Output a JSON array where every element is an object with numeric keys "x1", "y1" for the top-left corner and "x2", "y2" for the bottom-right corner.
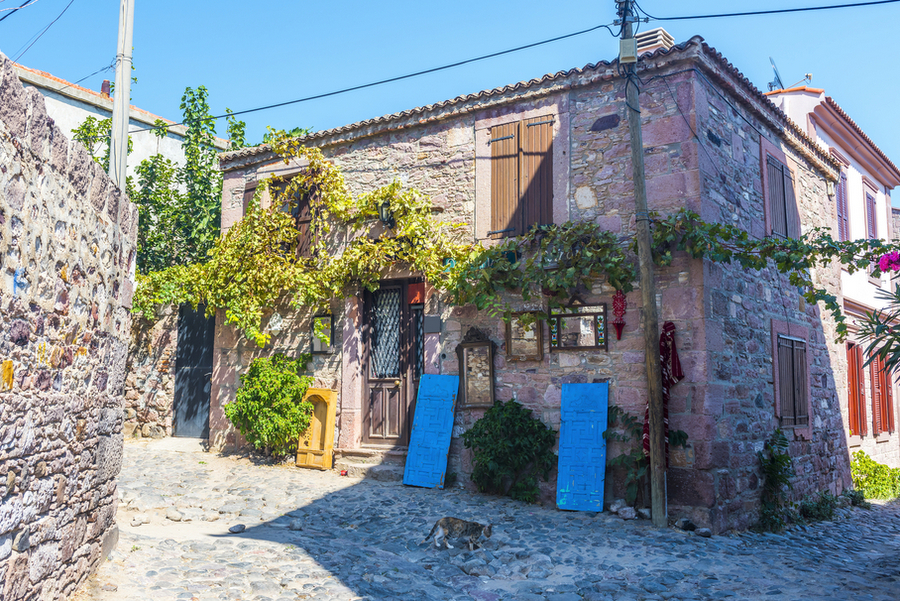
[{"x1": 72, "y1": 439, "x2": 900, "y2": 601}]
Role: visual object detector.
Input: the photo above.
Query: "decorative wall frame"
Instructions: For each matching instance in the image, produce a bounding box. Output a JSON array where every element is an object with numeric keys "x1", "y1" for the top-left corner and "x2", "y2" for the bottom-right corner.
[
  {"x1": 311, "y1": 314, "x2": 334, "y2": 354},
  {"x1": 505, "y1": 312, "x2": 544, "y2": 362},
  {"x1": 456, "y1": 327, "x2": 496, "y2": 408},
  {"x1": 548, "y1": 304, "x2": 608, "y2": 351}
]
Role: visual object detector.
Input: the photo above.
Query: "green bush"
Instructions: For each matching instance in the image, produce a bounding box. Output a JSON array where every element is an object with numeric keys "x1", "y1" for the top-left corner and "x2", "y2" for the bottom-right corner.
[
  {"x1": 224, "y1": 353, "x2": 314, "y2": 457},
  {"x1": 850, "y1": 450, "x2": 900, "y2": 499},
  {"x1": 843, "y1": 488, "x2": 871, "y2": 509},
  {"x1": 798, "y1": 491, "x2": 837, "y2": 522},
  {"x1": 756, "y1": 429, "x2": 795, "y2": 532},
  {"x1": 461, "y1": 400, "x2": 557, "y2": 503}
]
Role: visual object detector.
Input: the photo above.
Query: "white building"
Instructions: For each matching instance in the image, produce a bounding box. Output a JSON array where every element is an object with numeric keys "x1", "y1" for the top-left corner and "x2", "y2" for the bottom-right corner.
[
  {"x1": 770, "y1": 86, "x2": 900, "y2": 468},
  {"x1": 15, "y1": 63, "x2": 228, "y2": 177}
]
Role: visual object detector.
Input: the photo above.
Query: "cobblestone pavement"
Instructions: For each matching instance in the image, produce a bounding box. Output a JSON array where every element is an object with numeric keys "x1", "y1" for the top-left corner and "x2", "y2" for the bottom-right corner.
[{"x1": 71, "y1": 438, "x2": 900, "y2": 601}]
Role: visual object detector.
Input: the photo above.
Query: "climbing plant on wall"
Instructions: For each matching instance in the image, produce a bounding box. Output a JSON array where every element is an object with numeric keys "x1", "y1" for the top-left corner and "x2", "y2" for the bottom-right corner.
[{"x1": 133, "y1": 130, "x2": 900, "y2": 349}]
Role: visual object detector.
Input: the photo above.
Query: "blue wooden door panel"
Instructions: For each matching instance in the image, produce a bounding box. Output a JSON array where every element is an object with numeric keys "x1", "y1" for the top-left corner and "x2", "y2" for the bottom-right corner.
[
  {"x1": 403, "y1": 374, "x2": 459, "y2": 488},
  {"x1": 557, "y1": 382, "x2": 608, "y2": 511}
]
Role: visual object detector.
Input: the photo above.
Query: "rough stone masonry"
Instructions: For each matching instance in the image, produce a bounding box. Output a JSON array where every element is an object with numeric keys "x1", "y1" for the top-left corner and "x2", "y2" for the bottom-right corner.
[{"x1": 0, "y1": 48, "x2": 137, "y2": 601}]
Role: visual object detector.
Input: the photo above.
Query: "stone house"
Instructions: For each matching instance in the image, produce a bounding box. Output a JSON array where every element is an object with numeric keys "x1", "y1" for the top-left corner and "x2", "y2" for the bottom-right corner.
[
  {"x1": 768, "y1": 87, "x2": 900, "y2": 469},
  {"x1": 212, "y1": 34, "x2": 852, "y2": 532},
  {"x1": 0, "y1": 52, "x2": 137, "y2": 600}
]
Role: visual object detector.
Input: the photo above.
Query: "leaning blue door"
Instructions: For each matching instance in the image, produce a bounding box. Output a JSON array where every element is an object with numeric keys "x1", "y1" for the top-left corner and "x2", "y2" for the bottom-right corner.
[
  {"x1": 403, "y1": 374, "x2": 459, "y2": 488},
  {"x1": 556, "y1": 382, "x2": 608, "y2": 511}
]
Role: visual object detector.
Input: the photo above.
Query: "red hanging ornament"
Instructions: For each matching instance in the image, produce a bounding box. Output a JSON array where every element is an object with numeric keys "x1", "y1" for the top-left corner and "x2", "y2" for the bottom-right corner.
[{"x1": 612, "y1": 289, "x2": 626, "y2": 340}]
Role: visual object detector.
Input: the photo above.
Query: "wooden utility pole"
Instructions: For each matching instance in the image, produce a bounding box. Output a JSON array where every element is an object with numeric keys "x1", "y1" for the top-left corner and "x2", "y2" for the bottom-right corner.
[
  {"x1": 109, "y1": 0, "x2": 135, "y2": 191},
  {"x1": 617, "y1": 0, "x2": 667, "y2": 527}
]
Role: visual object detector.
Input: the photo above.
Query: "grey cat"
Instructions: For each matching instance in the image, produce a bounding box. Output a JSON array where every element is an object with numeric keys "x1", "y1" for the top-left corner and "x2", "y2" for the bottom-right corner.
[{"x1": 423, "y1": 517, "x2": 493, "y2": 550}]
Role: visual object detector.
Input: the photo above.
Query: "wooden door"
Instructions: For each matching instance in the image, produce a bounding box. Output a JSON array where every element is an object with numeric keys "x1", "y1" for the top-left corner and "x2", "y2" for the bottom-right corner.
[{"x1": 363, "y1": 280, "x2": 424, "y2": 447}]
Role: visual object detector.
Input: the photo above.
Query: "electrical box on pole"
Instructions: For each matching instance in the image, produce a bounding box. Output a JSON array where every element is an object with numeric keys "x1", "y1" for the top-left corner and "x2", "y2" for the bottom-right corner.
[{"x1": 109, "y1": 0, "x2": 134, "y2": 192}]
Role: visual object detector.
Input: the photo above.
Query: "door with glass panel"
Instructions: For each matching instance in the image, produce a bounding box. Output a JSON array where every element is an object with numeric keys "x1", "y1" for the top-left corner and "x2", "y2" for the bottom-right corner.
[{"x1": 363, "y1": 280, "x2": 424, "y2": 447}]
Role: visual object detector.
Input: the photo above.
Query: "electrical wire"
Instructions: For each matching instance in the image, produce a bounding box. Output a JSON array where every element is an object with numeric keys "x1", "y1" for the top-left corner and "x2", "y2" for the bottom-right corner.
[
  {"x1": 54, "y1": 59, "x2": 116, "y2": 94},
  {"x1": 11, "y1": 0, "x2": 75, "y2": 64},
  {"x1": 0, "y1": 0, "x2": 39, "y2": 23},
  {"x1": 128, "y1": 22, "x2": 619, "y2": 135},
  {"x1": 634, "y1": 0, "x2": 900, "y2": 22}
]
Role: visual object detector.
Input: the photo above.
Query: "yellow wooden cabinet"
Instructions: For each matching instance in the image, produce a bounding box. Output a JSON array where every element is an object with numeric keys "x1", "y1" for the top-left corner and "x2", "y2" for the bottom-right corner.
[{"x1": 296, "y1": 388, "x2": 337, "y2": 470}]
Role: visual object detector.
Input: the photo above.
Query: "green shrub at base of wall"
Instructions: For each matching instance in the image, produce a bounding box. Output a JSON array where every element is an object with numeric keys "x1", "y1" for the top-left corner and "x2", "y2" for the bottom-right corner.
[
  {"x1": 850, "y1": 450, "x2": 900, "y2": 500},
  {"x1": 224, "y1": 353, "x2": 314, "y2": 458}
]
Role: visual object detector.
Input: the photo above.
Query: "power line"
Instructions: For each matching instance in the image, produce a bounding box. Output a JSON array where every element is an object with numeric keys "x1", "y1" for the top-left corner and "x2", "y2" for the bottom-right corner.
[
  {"x1": 634, "y1": 0, "x2": 900, "y2": 22},
  {"x1": 55, "y1": 59, "x2": 116, "y2": 94},
  {"x1": 129, "y1": 22, "x2": 619, "y2": 135},
  {"x1": 12, "y1": 0, "x2": 75, "y2": 64},
  {"x1": 0, "y1": 0, "x2": 39, "y2": 23}
]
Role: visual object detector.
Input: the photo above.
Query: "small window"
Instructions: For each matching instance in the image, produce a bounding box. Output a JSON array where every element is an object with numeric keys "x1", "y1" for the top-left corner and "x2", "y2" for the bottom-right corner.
[
  {"x1": 488, "y1": 116, "x2": 554, "y2": 238},
  {"x1": 549, "y1": 304, "x2": 607, "y2": 351},
  {"x1": 766, "y1": 156, "x2": 800, "y2": 239},
  {"x1": 270, "y1": 176, "x2": 314, "y2": 257},
  {"x1": 776, "y1": 335, "x2": 808, "y2": 427},
  {"x1": 847, "y1": 342, "x2": 868, "y2": 437}
]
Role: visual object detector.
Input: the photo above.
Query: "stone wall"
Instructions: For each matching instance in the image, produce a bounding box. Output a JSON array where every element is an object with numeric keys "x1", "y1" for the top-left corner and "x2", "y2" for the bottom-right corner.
[
  {"x1": 0, "y1": 51, "x2": 136, "y2": 600},
  {"x1": 123, "y1": 309, "x2": 177, "y2": 439}
]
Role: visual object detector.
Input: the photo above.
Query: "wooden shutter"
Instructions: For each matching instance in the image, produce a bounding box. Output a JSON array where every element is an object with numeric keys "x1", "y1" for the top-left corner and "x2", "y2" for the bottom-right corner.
[
  {"x1": 881, "y1": 363, "x2": 894, "y2": 432},
  {"x1": 294, "y1": 191, "x2": 313, "y2": 258},
  {"x1": 847, "y1": 343, "x2": 867, "y2": 436},
  {"x1": 793, "y1": 339, "x2": 808, "y2": 425},
  {"x1": 521, "y1": 116, "x2": 554, "y2": 232},
  {"x1": 871, "y1": 356, "x2": 884, "y2": 435},
  {"x1": 242, "y1": 183, "x2": 257, "y2": 216},
  {"x1": 778, "y1": 337, "x2": 796, "y2": 426},
  {"x1": 866, "y1": 192, "x2": 877, "y2": 239},
  {"x1": 767, "y1": 157, "x2": 788, "y2": 238},
  {"x1": 490, "y1": 122, "x2": 520, "y2": 238},
  {"x1": 784, "y1": 170, "x2": 801, "y2": 239},
  {"x1": 836, "y1": 173, "x2": 849, "y2": 241}
]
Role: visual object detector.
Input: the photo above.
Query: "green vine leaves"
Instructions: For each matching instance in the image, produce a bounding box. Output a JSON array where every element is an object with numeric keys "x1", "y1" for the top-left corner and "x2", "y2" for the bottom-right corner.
[{"x1": 134, "y1": 133, "x2": 900, "y2": 349}]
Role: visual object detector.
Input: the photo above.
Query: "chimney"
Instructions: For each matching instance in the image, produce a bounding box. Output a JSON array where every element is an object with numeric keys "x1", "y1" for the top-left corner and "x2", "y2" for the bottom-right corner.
[
  {"x1": 101, "y1": 79, "x2": 111, "y2": 98},
  {"x1": 636, "y1": 28, "x2": 674, "y2": 56}
]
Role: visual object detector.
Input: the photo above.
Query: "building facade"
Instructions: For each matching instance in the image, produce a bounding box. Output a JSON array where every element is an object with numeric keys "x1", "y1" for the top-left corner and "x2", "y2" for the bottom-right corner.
[
  {"x1": 770, "y1": 87, "x2": 900, "y2": 468},
  {"x1": 214, "y1": 36, "x2": 853, "y2": 532}
]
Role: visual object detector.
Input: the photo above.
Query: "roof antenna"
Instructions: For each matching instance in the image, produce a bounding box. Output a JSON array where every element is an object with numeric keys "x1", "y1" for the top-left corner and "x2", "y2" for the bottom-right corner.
[{"x1": 768, "y1": 57, "x2": 785, "y2": 91}]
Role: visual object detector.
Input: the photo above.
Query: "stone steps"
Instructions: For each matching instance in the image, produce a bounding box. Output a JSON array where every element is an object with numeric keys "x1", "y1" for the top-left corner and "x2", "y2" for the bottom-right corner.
[{"x1": 334, "y1": 448, "x2": 407, "y2": 482}]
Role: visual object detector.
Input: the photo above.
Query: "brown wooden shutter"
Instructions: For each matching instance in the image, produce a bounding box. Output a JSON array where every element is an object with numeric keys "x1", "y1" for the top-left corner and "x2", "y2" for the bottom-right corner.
[
  {"x1": 866, "y1": 192, "x2": 877, "y2": 239},
  {"x1": 886, "y1": 363, "x2": 896, "y2": 433},
  {"x1": 521, "y1": 116, "x2": 554, "y2": 232},
  {"x1": 294, "y1": 191, "x2": 313, "y2": 258},
  {"x1": 490, "y1": 122, "x2": 520, "y2": 238},
  {"x1": 871, "y1": 357, "x2": 884, "y2": 435},
  {"x1": 243, "y1": 183, "x2": 257, "y2": 216},
  {"x1": 848, "y1": 343, "x2": 864, "y2": 436},
  {"x1": 777, "y1": 336, "x2": 796, "y2": 426},
  {"x1": 836, "y1": 173, "x2": 849, "y2": 242},
  {"x1": 767, "y1": 157, "x2": 788, "y2": 238},
  {"x1": 783, "y1": 170, "x2": 801, "y2": 239},
  {"x1": 793, "y1": 339, "x2": 808, "y2": 425}
]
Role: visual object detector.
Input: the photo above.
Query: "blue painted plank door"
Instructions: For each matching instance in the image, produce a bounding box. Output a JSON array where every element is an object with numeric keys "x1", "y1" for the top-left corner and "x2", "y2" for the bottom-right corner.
[
  {"x1": 403, "y1": 374, "x2": 460, "y2": 488},
  {"x1": 556, "y1": 382, "x2": 609, "y2": 511}
]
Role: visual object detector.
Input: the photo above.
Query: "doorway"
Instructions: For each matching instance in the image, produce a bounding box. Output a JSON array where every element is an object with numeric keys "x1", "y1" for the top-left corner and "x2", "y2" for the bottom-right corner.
[
  {"x1": 363, "y1": 279, "x2": 424, "y2": 447},
  {"x1": 173, "y1": 304, "x2": 214, "y2": 438}
]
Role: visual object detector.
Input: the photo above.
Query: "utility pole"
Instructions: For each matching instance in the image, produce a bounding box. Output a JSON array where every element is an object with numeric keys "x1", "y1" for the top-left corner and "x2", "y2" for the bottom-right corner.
[
  {"x1": 617, "y1": 0, "x2": 667, "y2": 527},
  {"x1": 109, "y1": 0, "x2": 135, "y2": 192}
]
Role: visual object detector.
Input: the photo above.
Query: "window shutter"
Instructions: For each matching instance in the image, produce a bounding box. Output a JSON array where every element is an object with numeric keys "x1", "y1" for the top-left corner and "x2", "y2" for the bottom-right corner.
[
  {"x1": 778, "y1": 337, "x2": 796, "y2": 426},
  {"x1": 783, "y1": 170, "x2": 801, "y2": 239},
  {"x1": 848, "y1": 343, "x2": 864, "y2": 436},
  {"x1": 871, "y1": 357, "x2": 884, "y2": 435},
  {"x1": 520, "y1": 117, "x2": 554, "y2": 232},
  {"x1": 767, "y1": 157, "x2": 788, "y2": 238},
  {"x1": 490, "y1": 122, "x2": 520, "y2": 238},
  {"x1": 886, "y1": 362, "x2": 896, "y2": 433},
  {"x1": 294, "y1": 191, "x2": 313, "y2": 258},
  {"x1": 793, "y1": 340, "x2": 808, "y2": 425},
  {"x1": 866, "y1": 192, "x2": 877, "y2": 239},
  {"x1": 836, "y1": 174, "x2": 849, "y2": 242},
  {"x1": 857, "y1": 345, "x2": 868, "y2": 436}
]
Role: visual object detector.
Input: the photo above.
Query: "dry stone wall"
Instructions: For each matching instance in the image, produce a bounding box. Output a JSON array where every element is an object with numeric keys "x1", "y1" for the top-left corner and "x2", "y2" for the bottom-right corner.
[
  {"x1": 123, "y1": 310, "x2": 177, "y2": 439},
  {"x1": 0, "y1": 50, "x2": 137, "y2": 601}
]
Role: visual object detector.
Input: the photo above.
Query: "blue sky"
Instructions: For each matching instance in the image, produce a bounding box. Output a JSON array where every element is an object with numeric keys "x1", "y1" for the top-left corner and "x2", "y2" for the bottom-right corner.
[{"x1": 3, "y1": 0, "x2": 899, "y2": 168}]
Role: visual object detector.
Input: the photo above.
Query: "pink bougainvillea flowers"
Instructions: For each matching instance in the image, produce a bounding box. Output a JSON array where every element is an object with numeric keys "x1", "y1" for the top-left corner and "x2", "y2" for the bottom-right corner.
[{"x1": 878, "y1": 251, "x2": 900, "y2": 272}]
